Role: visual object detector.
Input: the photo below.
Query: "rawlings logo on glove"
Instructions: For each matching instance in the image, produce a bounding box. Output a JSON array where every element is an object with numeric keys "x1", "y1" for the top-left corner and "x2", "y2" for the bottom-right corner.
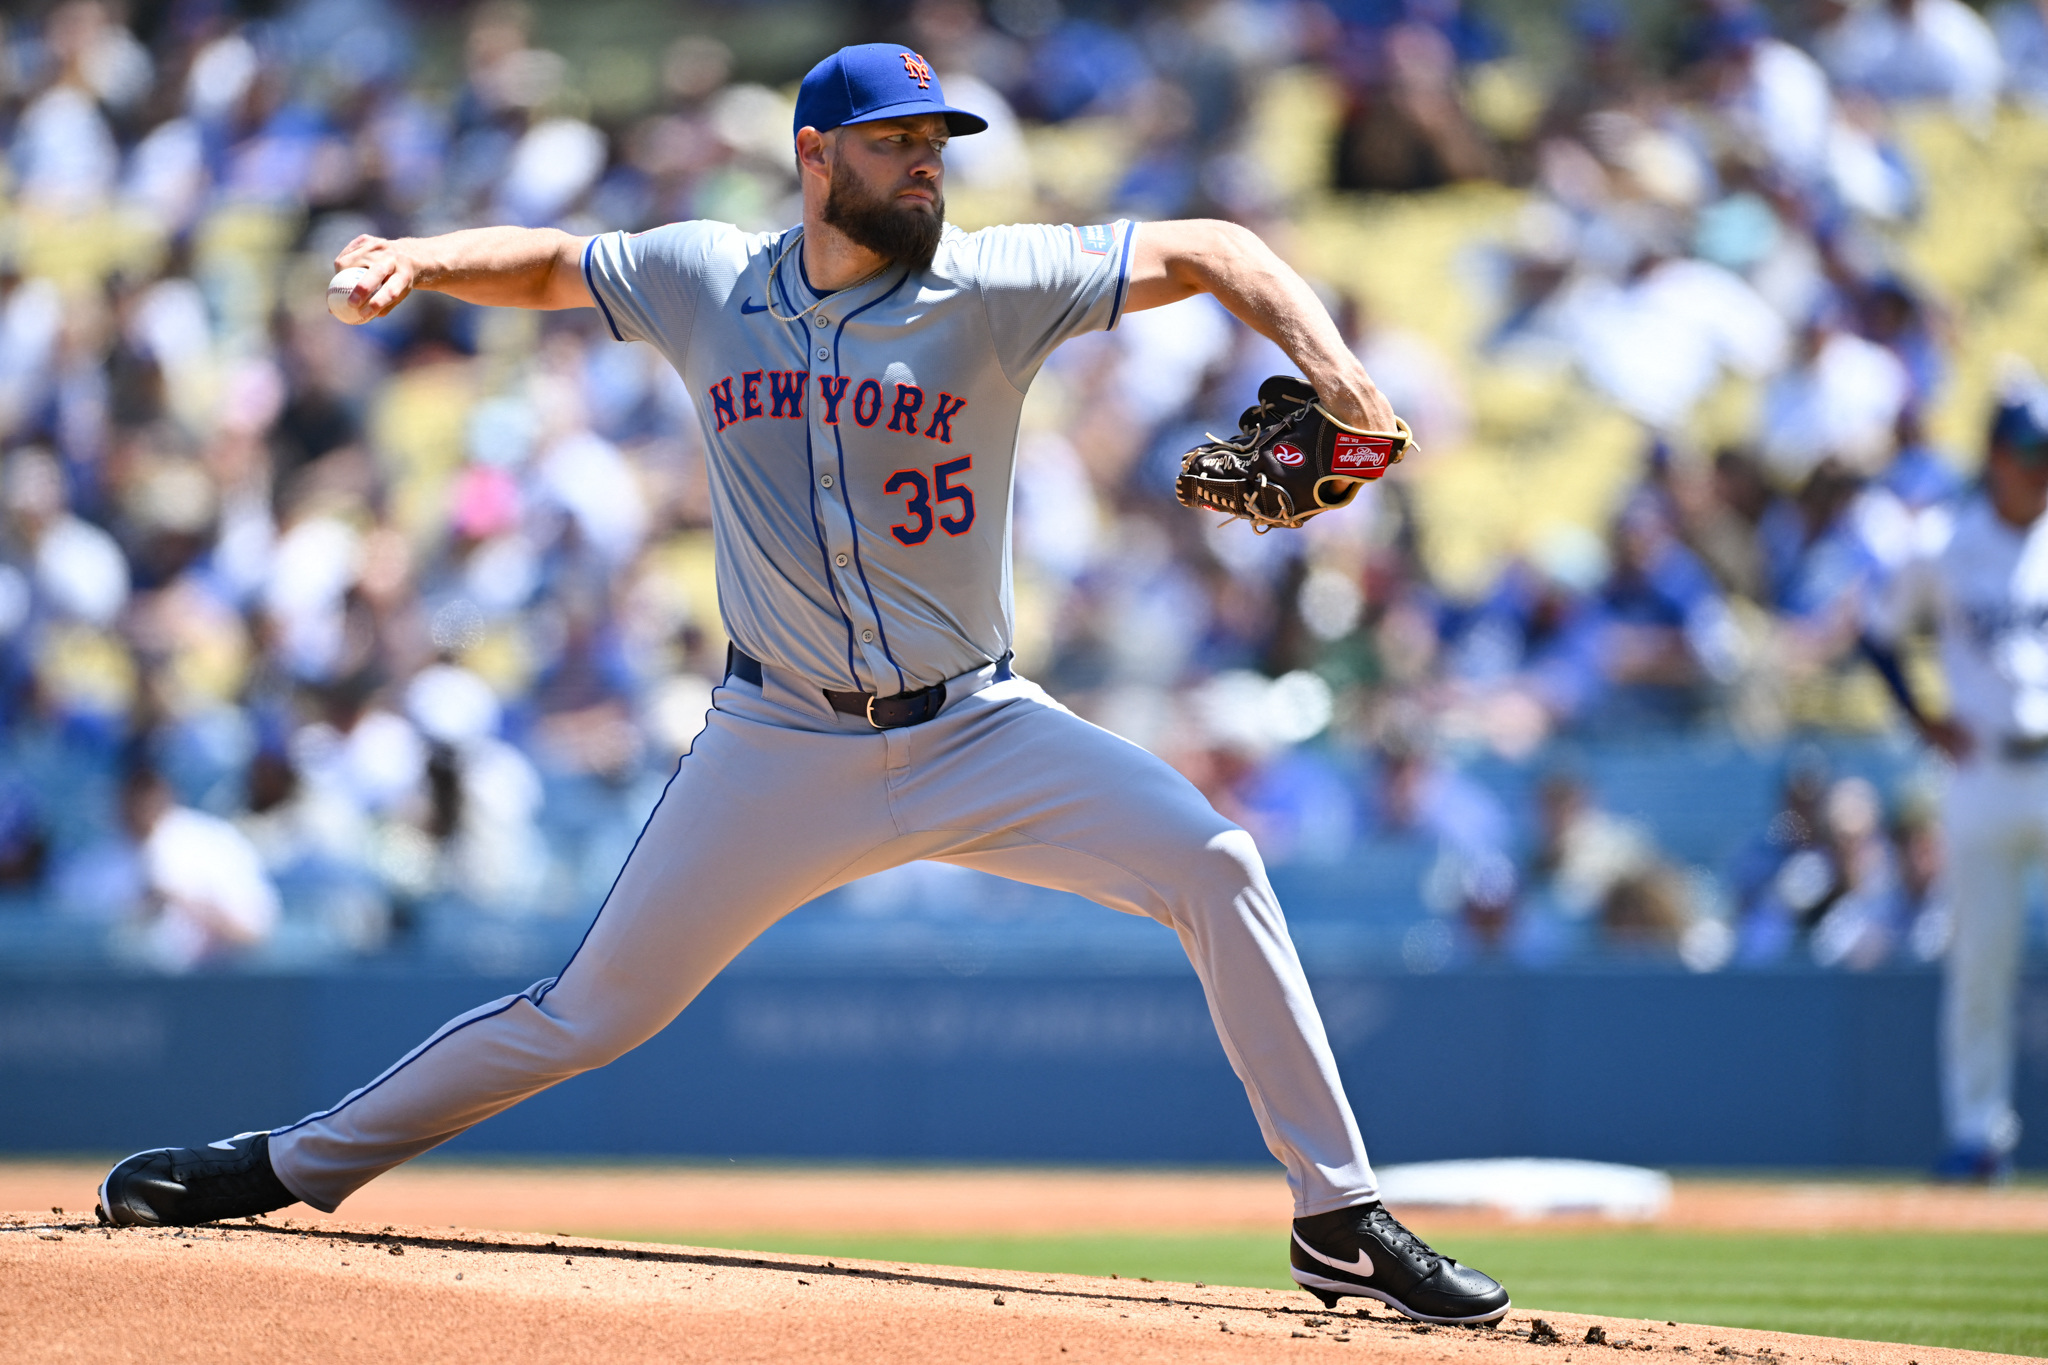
[
  {"x1": 1332, "y1": 432, "x2": 1399, "y2": 474},
  {"x1": 1175, "y1": 375, "x2": 1413, "y2": 532}
]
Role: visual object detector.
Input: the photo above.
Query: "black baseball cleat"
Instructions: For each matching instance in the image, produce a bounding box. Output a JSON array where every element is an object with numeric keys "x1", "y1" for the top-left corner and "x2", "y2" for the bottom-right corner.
[
  {"x1": 97, "y1": 1131, "x2": 299, "y2": 1227},
  {"x1": 1290, "y1": 1201, "x2": 1511, "y2": 1324}
]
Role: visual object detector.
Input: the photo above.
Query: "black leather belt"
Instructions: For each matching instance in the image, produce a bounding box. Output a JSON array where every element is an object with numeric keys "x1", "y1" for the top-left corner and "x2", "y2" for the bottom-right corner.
[{"x1": 725, "y1": 645, "x2": 1011, "y2": 730}]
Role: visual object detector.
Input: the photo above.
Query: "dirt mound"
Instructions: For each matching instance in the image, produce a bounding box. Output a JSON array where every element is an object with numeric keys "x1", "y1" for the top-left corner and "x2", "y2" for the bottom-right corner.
[
  {"x1": 7, "y1": 1165, "x2": 2044, "y2": 1241},
  {"x1": 1, "y1": 1211, "x2": 2025, "y2": 1365}
]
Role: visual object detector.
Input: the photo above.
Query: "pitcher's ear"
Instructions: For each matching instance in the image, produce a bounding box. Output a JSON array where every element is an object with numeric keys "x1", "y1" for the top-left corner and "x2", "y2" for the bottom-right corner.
[{"x1": 795, "y1": 126, "x2": 832, "y2": 178}]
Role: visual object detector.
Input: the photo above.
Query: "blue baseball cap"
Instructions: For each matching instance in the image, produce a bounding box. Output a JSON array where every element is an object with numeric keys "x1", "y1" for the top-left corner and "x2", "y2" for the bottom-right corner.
[{"x1": 793, "y1": 44, "x2": 988, "y2": 142}]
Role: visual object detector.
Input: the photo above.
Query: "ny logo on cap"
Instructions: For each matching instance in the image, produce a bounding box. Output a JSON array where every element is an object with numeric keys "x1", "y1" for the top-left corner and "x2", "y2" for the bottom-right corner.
[{"x1": 900, "y1": 52, "x2": 932, "y2": 88}]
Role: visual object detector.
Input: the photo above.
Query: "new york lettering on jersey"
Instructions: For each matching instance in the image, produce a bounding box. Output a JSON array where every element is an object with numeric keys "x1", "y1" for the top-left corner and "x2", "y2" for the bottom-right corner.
[
  {"x1": 581, "y1": 217, "x2": 1135, "y2": 695},
  {"x1": 701, "y1": 373, "x2": 967, "y2": 442}
]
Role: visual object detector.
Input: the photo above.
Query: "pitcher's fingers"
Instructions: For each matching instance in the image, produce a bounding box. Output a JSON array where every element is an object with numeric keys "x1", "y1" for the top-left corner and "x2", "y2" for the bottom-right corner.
[
  {"x1": 334, "y1": 234, "x2": 387, "y2": 269},
  {"x1": 347, "y1": 257, "x2": 396, "y2": 309},
  {"x1": 365, "y1": 264, "x2": 412, "y2": 317}
]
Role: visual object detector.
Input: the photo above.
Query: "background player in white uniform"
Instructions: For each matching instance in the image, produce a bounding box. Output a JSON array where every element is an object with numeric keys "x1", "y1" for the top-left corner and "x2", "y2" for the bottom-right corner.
[
  {"x1": 1864, "y1": 386, "x2": 2048, "y2": 1183},
  {"x1": 95, "y1": 44, "x2": 1509, "y2": 1321}
]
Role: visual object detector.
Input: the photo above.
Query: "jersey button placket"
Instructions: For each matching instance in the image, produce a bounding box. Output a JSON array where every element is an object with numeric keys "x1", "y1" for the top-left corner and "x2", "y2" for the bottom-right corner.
[
  {"x1": 815, "y1": 475, "x2": 865, "y2": 668},
  {"x1": 811, "y1": 332, "x2": 880, "y2": 687}
]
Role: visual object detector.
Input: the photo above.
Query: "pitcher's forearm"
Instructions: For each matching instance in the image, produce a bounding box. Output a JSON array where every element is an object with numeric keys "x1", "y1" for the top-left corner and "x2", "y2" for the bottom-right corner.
[
  {"x1": 405, "y1": 227, "x2": 593, "y2": 308},
  {"x1": 333, "y1": 227, "x2": 594, "y2": 319},
  {"x1": 1187, "y1": 227, "x2": 1378, "y2": 422},
  {"x1": 1125, "y1": 219, "x2": 1394, "y2": 431}
]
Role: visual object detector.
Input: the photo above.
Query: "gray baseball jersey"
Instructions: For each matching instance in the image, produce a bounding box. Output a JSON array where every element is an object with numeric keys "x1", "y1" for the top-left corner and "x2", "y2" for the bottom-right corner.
[{"x1": 581, "y1": 218, "x2": 1135, "y2": 694}]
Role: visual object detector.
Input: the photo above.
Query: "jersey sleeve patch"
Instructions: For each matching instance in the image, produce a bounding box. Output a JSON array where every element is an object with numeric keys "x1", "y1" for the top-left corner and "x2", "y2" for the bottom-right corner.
[{"x1": 1071, "y1": 223, "x2": 1116, "y2": 256}]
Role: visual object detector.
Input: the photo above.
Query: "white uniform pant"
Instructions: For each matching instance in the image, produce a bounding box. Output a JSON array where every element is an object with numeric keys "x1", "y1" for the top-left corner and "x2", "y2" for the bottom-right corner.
[
  {"x1": 269, "y1": 663, "x2": 1378, "y2": 1216},
  {"x1": 1939, "y1": 758, "x2": 2040, "y2": 1154}
]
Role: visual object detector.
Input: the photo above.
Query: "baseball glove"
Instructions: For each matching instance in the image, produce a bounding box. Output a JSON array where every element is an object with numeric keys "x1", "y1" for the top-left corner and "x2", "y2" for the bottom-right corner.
[{"x1": 1175, "y1": 375, "x2": 1413, "y2": 532}]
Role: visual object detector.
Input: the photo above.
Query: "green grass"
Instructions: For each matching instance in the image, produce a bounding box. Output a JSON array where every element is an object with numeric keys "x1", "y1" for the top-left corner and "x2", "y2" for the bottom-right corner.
[
  {"x1": 603, "y1": 1229, "x2": 2048, "y2": 1358},
  {"x1": 1440, "y1": 1233, "x2": 2048, "y2": 1358}
]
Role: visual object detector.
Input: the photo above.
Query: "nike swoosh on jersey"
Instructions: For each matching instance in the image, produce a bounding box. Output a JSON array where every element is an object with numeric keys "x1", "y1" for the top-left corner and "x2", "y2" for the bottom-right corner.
[
  {"x1": 1293, "y1": 1230, "x2": 1375, "y2": 1278},
  {"x1": 739, "y1": 298, "x2": 770, "y2": 314}
]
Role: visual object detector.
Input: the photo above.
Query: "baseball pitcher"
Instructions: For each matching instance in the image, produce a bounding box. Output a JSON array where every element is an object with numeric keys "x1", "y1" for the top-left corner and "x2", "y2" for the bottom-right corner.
[{"x1": 96, "y1": 44, "x2": 1503, "y2": 1321}]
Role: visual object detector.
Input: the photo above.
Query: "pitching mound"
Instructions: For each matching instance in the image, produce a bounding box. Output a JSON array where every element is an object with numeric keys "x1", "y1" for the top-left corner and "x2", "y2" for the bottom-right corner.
[
  {"x1": 9, "y1": 1165, "x2": 2044, "y2": 1242},
  {"x1": 2, "y1": 1212, "x2": 2027, "y2": 1365}
]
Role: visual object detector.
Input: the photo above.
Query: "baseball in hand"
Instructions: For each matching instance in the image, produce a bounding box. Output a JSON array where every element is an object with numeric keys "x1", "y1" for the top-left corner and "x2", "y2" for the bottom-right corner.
[{"x1": 326, "y1": 266, "x2": 375, "y2": 324}]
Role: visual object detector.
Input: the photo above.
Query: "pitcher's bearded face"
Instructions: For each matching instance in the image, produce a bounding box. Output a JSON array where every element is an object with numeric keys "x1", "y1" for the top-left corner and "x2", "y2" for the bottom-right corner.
[{"x1": 823, "y1": 142, "x2": 945, "y2": 271}]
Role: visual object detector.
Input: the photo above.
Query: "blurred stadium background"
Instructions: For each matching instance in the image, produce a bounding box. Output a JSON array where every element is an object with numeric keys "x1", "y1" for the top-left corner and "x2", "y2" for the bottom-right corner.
[{"x1": 0, "y1": 0, "x2": 2044, "y2": 1178}]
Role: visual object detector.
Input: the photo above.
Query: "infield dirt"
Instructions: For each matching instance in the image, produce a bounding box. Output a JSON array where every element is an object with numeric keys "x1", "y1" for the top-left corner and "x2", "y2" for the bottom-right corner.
[
  {"x1": 6, "y1": 1163, "x2": 2046, "y2": 1239},
  {"x1": 2, "y1": 1210, "x2": 2032, "y2": 1365}
]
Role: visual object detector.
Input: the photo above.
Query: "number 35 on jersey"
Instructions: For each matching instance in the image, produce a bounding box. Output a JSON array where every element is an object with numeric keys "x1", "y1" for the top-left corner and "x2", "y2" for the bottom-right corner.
[{"x1": 885, "y1": 457, "x2": 974, "y2": 545}]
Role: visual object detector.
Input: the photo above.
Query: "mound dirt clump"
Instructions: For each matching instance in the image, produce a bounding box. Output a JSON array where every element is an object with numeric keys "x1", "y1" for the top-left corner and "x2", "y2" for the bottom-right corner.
[{"x1": 0, "y1": 1212, "x2": 2025, "y2": 1365}]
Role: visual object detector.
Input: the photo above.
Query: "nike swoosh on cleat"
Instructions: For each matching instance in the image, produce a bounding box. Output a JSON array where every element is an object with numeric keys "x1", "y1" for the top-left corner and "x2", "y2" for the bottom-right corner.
[
  {"x1": 1293, "y1": 1230, "x2": 1375, "y2": 1278},
  {"x1": 740, "y1": 298, "x2": 770, "y2": 314}
]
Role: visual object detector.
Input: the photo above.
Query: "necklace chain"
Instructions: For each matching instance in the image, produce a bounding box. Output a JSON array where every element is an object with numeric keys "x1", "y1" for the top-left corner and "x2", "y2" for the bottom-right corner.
[{"x1": 763, "y1": 228, "x2": 894, "y2": 324}]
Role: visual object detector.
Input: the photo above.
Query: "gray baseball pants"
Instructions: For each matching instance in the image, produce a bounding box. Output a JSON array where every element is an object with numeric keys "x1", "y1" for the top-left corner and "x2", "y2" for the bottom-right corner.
[{"x1": 268, "y1": 661, "x2": 1379, "y2": 1216}]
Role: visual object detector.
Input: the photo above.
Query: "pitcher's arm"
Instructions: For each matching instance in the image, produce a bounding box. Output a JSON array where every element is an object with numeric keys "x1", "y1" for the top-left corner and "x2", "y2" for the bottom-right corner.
[
  {"x1": 1123, "y1": 219, "x2": 1394, "y2": 433},
  {"x1": 333, "y1": 227, "x2": 595, "y2": 320}
]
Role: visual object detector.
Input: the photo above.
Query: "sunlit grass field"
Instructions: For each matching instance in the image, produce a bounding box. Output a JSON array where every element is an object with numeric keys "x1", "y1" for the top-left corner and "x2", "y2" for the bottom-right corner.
[{"x1": 615, "y1": 1229, "x2": 2048, "y2": 1357}]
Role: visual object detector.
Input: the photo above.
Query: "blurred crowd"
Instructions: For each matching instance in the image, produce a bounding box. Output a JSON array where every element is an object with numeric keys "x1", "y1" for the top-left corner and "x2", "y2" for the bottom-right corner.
[{"x1": 0, "y1": 0, "x2": 2036, "y2": 974}]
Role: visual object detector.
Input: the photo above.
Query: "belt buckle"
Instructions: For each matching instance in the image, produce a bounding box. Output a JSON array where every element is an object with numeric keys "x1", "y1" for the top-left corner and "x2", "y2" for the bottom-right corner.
[{"x1": 865, "y1": 694, "x2": 882, "y2": 729}]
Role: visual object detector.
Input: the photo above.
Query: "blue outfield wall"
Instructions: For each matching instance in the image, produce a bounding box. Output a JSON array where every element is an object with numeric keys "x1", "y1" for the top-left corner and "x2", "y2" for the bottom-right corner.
[{"x1": 5, "y1": 967, "x2": 2046, "y2": 1171}]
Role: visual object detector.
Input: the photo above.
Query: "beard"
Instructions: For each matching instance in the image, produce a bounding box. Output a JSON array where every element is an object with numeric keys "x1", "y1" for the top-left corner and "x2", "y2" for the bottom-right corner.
[{"x1": 822, "y1": 155, "x2": 945, "y2": 272}]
